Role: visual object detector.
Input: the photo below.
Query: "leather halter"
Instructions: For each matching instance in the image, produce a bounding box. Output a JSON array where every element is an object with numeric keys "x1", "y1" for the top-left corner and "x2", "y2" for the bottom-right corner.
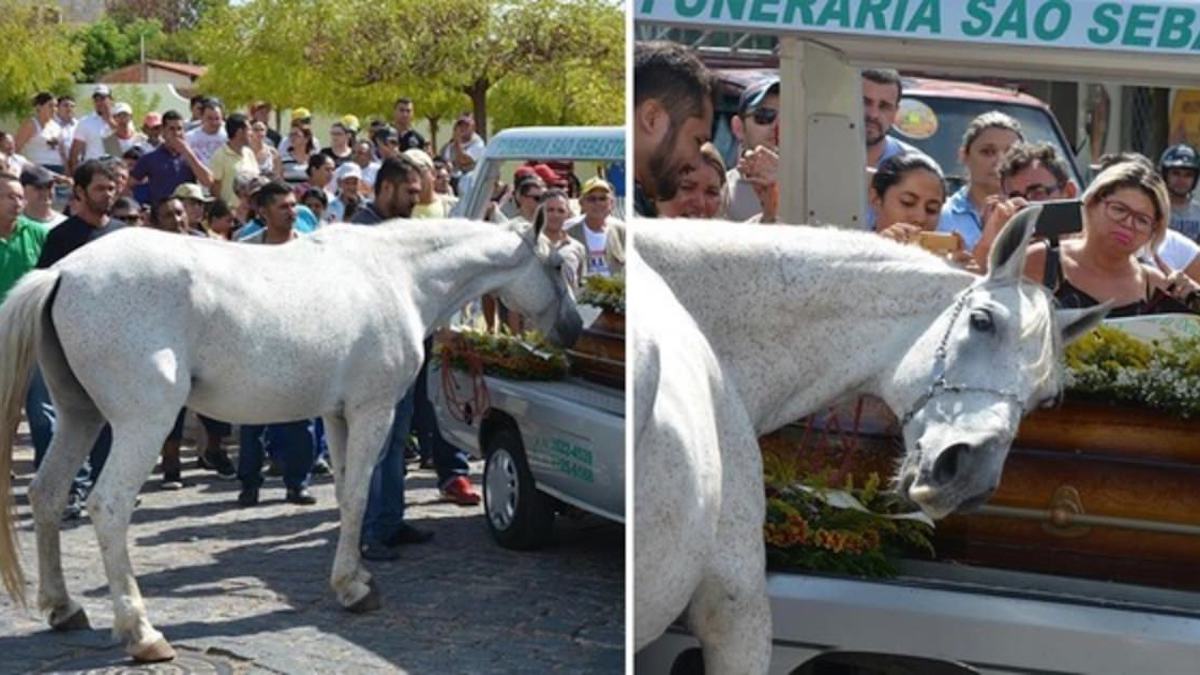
[{"x1": 898, "y1": 285, "x2": 1027, "y2": 429}]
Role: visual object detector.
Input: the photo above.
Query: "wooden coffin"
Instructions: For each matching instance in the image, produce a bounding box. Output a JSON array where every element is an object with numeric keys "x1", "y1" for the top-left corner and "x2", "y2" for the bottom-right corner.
[
  {"x1": 936, "y1": 402, "x2": 1200, "y2": 590},
  {"x1": 567, "y1": 308, "x2": 625, "y2": 389}
]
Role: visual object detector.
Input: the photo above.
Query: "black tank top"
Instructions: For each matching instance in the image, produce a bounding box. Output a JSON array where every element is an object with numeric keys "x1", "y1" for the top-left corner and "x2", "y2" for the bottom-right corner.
[{"x1": 1036, "y1": 246, "x2": 1195, "y2": 317}]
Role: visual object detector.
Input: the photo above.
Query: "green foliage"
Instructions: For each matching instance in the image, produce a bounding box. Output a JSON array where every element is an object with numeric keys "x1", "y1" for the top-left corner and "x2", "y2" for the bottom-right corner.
[
  {"x1": 192, "y1": 0, "x2": 623, "y2": 136},
  {"x1": 71, "y1": 18, "x2": 171, "y2": 82},
  {"x1": 761, "y1": 437, "x2": 934, "y2": 578},
  {"x1": 578, "y1": 274, "x2": 625, "y2": 313},
  {"x1": 107, "y1": 0, "x2": 223, "y2": 33},
  {"x1": 1064, "y1": 326, "x2": 1200, "y2": 418},
  {"x1": 0, "y1": 2, "x2": 82, "y2": 115},
  {"x1": 437, "y1": 328, "x2": 569, "y2": 381}
]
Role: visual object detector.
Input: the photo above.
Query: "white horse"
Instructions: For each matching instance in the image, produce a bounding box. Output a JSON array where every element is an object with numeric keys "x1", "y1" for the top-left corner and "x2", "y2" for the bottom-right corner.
[
  {"x1": 632, "y1": 209, "x2": 1108, "y2": 673},
  {"x1": 0, "y1": 217, "x2": 581, "y2": 662}
]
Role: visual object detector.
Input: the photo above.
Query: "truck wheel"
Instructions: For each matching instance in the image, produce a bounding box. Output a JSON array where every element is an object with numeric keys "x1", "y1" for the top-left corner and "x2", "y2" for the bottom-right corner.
[{"x1": 483, "y1": 427, "x2": 554, "y2": 549}]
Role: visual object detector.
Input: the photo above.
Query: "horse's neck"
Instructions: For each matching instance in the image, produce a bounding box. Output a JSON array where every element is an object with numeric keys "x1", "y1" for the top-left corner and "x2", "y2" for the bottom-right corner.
[
  {"x1": 639, "y1": 222, "x2": 974, "y2": 434},
  {"x1": 357, "y1": 222, "x2": 527, "y2": 337}
]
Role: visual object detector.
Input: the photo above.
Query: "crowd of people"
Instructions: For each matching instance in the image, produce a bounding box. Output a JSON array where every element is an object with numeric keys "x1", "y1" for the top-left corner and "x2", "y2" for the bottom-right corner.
[
  {"x1": 0, "y1": 85, "x2": 625, "y2": 563},
  {"x1": 633, "y1": 40, "x2": 1200, "y2": 316}
]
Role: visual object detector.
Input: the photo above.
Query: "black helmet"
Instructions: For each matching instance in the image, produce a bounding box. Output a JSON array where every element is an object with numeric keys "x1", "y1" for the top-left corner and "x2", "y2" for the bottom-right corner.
[
  {"x1": 1159, "y1": 143, "x2": 1200, "y2": 172},
  {"x1": 1160, "y1": 144, "x2": 1200, "y2": 194}
]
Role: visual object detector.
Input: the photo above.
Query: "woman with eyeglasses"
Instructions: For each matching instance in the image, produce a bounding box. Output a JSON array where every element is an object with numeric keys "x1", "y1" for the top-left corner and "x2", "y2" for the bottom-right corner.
[
  {"x1": 281, "y1": 125, "x2": 315, "y2": 184},
  {"x1": 320, "y1": 122, "x2": 354, "y2": 168},
  {"x1": 1023, "y1": 160, "x2": 1199, "y2": 316}
]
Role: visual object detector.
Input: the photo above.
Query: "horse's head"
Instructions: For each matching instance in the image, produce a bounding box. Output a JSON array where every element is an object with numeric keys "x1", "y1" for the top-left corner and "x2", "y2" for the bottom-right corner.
[
  {"x1": 501, "y1": 210, "x2": 583, "y2": 347},
  {"x1": 888, "y1": 206, "x2": 1108, "y2": 519}
]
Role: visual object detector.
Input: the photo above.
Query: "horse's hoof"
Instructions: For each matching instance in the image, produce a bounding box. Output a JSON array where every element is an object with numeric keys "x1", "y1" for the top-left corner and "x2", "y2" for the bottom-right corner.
[
  {"x1": 345, "y1": 584, "x2": 381, "y2": 614},
  {"x1": 50, "y1": 606, "x2": 90, "y2": 632},
  {"x1": 129, "y1": 637, "x2": 176, "y2": 663}
]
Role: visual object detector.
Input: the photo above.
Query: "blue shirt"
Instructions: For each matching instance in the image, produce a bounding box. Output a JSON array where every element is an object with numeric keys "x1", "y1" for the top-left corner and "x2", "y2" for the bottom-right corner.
[
  {"x1": 937, "y1": 185, "x2": 984, "y2": 250},
  {"x1": 236, "y1": 205, "x2": 319, "y2": 241},
  {"x1": 130, "y1": 146, "x2": 196, "y2": 205}
]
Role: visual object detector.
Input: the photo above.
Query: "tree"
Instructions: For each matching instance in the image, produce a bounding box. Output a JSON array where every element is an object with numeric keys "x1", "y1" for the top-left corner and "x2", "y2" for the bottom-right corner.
[
  {"x1": 106, "y1": 0, "x2": 223, "y2": 33},
  {"x1": 71, "y1": 18, "x2": 169, "y2": 82},
  {"x1": 0, "y1": 2, "x2": 82, "y2": 115},
  {"x1": 192, "y1": 0, "x2": 624, "y2": 138}
]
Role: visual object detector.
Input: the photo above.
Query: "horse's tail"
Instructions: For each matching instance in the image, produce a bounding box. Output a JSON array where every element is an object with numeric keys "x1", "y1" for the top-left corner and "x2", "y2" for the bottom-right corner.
[{"x1": 0, "y1": 268, "x2": 60, "y2": 607}]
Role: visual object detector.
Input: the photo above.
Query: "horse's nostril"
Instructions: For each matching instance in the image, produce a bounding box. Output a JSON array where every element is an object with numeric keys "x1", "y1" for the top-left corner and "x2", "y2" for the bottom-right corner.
[{"x1": 931, "y1": 443, "x2": 970, "y2": 486}]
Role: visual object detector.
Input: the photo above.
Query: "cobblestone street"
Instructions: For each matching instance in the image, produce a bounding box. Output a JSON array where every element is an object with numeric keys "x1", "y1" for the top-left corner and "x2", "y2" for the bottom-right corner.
[{"x1": 0, "y1": 425, "x2": 625, "y2": 674}]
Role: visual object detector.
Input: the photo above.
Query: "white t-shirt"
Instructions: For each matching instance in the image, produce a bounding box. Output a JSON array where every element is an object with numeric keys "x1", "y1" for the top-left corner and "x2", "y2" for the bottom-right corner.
[
  {"x1": 583, "y1": 225, "x2": 610, "y2": 277},
  {"x1": 186, "y1": 127, "x2": 228, "y2": 166},
  {"x1": 55, "y1": 117, "x2": 77, "y2": 165},
  {"x1": 1156, "y1": 229, "x2": 1200, "y2": 271},
  {"x1": 24, "y1": 118, "x2": 64, "y2": 167},
  {"x1": 73, "y1": 113, "x2": 111, "y2": 161}
]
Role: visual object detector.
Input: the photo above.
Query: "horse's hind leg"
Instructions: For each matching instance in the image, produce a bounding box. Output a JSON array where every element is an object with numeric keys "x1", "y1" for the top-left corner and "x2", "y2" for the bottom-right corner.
[
  {"x1": 28, "y1": 406, "x2": 105, "y2": 632},
  {"x1": 88, "y1": 413, "x2": 181, "y2": 662},
  {"x1": 330, "y1": 406, "x2": 393, "y2": 611}
]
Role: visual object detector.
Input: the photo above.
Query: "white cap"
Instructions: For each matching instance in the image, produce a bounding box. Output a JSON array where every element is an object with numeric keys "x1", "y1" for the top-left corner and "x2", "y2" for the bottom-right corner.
[
  {"x1": 335, "y1": 161, "x2": 362, "y2": 183},
  {"x1": 112, "y1": 102, "x2": 133, "y2": 116}
]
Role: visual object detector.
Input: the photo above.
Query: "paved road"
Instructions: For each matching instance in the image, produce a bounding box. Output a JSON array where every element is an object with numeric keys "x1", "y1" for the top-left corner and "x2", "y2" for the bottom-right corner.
[{"x1": 0, "y1": 424, "x2": 624, "y2": 674}]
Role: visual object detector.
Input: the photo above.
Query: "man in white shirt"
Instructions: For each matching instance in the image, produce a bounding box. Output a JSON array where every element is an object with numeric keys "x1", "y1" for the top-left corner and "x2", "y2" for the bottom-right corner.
[
  {"x1": 439, "y1": 113, "x2": 485, "y2": 179},
  {"x1": 566, "y1": 176, "x2": 625, "y2": 277},
  {"x1": 185, "y1": 99, "x2": 228, "y2": 167},
  {"x1": 68, "y1": 85, "x2": 115, "y2": 173}
]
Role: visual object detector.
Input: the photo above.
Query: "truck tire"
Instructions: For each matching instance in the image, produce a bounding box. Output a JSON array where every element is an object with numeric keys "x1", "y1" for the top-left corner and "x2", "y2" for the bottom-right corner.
[{"x1": 483, "y1": 426, "x2": 554, "y2": 549}]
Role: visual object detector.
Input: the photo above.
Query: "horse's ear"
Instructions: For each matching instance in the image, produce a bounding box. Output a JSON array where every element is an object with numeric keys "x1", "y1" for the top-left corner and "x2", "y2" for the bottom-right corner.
[
  {"x1": 533, "y1": 205, "x2": 546, "y2": 240},
  {"x1": 987, "y1": 203, "x2": 1039, "y2": 282},
  {"x1": 1057, "y1": 303, "x2": 1110, "y2": 345}
]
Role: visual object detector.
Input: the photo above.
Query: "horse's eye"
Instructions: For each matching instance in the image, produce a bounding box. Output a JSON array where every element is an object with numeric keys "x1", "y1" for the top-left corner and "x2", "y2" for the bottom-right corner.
[
  {"x1": 970, "y1": 309, "x2": 994, "y2": 332},
  {"x1": 554, "y1": 264, "x2": 563, "y2": 272}
]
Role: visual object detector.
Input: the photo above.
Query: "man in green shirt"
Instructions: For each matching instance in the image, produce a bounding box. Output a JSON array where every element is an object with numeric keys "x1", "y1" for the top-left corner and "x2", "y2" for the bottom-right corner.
[{"x1": 0, "y1": 171, "x2": 46, "y2": 304}]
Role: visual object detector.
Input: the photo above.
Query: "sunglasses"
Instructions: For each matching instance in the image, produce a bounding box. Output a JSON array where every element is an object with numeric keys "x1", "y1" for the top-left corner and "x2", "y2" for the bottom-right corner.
[{"x1": 750, "y1": 107, "x2": 779, "y2": 126}]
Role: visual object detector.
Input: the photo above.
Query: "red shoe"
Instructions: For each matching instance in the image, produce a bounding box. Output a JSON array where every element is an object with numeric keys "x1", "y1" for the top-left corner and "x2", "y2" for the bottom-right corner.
[{"x1": 440, "y1": 476, "x2": 481, "y2": 506}]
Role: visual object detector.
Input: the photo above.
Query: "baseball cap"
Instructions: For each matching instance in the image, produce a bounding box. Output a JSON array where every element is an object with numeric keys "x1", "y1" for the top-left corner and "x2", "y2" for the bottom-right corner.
[
  {"x1": 738, "y1": 76, "x2": 781, "y2": 115},
  {"x1": 19, "y1": 166, "x2": 54, "y2": 189},
  {"x1": 335, "y1": 161, "x2": 363, "y2": 183},
  {"x1": 292, "y1": 107, "x2": 311, "y2": 121},
  {"x1": 531, "y1": 163, "x2": 562, "y2": 187},
  {"x1": 142, "y1": 112, "x2": 162, "y2": 127},
  {"x1": 403, "y1": 148, "x2": 434, "y2": 171},
  {"x1": 341, "y1": 114, "x2": 360, "y2": 133},
  {"x1": 93, "y1": 84, "x2": 112, "y2": 99},
  {"x1": 171, "y1": 183, "x2": 213, "y2": 203},
  {"x1": 112, "y1": 102, "x2": 133, "y2": 117},
  {"x1": 373, "y1": 126, "x2": 399, "y2": 145},
  {"x1": 581, "y1": 176, "x2": 613, "y2": 196},
  {"x1": 513, "y1": 166, "x2": 538, "y2": 183}
]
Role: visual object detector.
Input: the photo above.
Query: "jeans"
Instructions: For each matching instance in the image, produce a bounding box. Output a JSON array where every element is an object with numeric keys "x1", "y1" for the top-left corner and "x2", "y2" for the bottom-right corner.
[
  {"x1": 413, "y1": 337, "x2": 470, "y2": 489},
  {"x1": 27, "y1": 368, "x2": 112, "y2": 499},
  {"x1": 361, "y1": 390, "x2": 415, "y2": 547},
  {"x1": 238, "y1": 420, "x2": 316, "y2": 491}
]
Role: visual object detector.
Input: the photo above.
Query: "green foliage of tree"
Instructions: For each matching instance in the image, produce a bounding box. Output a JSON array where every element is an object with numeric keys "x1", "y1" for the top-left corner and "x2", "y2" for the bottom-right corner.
[
  {"x1": 192, "y1": 0, "x2": 623, "y2": 139},
  {"x1": 71, "y1": 17, "x2": 170, "y2": 82},
  {"x1": 0, "y1": 2, "x2": 82, "y2": 115}
]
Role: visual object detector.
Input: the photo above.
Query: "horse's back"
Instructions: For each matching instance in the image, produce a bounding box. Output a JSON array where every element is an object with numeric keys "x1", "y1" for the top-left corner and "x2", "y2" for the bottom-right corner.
[
  {"x1": 632, "y1": 250, "x2": 726, "y2": 647},
  {"x1": 48, "y1": 228, "x2": 403, "y2": 423}
]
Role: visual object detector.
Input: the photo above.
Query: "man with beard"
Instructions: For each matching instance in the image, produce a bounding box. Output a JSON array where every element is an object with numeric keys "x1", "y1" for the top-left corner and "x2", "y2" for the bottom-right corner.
[
  {"x1": 33, "y1": 160, "x2": 124, "y2": 518},
  {"x1": 634, "y1": 41, "x2": 714, "y2": 217},
  {"x1": 1158, "y1": 144, "x2": 1200, "y2": 242},
  {"x1": 863, "y1": 68, "x2": 930, "y2": 229}
]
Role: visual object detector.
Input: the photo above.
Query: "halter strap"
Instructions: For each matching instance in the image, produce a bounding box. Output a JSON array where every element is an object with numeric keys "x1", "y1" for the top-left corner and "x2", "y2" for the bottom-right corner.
[{"x1": 898, "y1": 286, "x2": 1027, "y2": 429}]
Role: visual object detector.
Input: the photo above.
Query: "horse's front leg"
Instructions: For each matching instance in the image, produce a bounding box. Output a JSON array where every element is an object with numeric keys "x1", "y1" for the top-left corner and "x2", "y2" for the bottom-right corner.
[
  {"x1": 688, "y1": 423, "x2": 772, "y2": 674},
  {"x1": 330, "y1": 404, "x2": 394, "y2": 612},
  {"x1": 89, "y1": 415, "x2": 181, "y2": 662}
]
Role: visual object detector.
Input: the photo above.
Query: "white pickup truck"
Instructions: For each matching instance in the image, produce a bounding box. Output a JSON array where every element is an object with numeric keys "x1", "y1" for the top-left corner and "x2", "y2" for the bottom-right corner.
[
  {"x1": 636, "y1": 4, "x2": 1200, "y2": 673},
  {"x1": 435, "y1": 126, "x2": 626, "y2": 549}
]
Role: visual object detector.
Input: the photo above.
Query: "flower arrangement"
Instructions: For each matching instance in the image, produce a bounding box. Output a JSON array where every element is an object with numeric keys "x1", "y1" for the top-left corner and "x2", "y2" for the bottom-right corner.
[
  {"x1": 437, "y1": 326, "x2": 569, "y2": 381},
  {"x1": 760, "y1": 435, "x2": 934, "y2": 578},
  {"x1": 1064, "y1": 326, "x2": 1200, "y2": 418},
  {"x1": 577, "y1": 274, "x2": 625, "y2": 314}
]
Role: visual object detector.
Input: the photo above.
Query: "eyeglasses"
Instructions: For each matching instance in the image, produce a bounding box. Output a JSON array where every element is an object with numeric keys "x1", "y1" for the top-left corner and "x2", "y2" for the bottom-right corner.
[
  {"x1": 750, "y1": 107, "x2": 779, "y2": 126},
  {"x1": 522, "y1": 191, "x2": 545, "y2": 202},
  {"x1": 1006, "y1": 183, "x2": 1062, "y2": 201},
  {"x1": 1102, "y1": 199, "x2": 1155, "y2": 233}
]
